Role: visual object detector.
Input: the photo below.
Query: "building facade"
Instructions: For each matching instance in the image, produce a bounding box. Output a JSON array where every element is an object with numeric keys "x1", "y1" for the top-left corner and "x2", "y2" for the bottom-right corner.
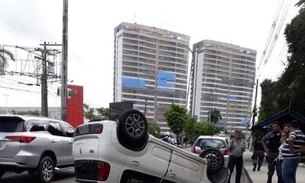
[
  {"x1": 113, "y1": 22, "x2": 190, "y2": 133},
  {"x1": 189, "y1": 40, "x2": 256, "y2": 131}
]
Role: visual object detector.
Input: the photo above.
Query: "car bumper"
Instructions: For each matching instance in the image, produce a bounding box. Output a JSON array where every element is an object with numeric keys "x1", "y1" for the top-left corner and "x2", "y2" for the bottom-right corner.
[{"x1": 0, "y1": 153, "x2": 40, "y2": 169}]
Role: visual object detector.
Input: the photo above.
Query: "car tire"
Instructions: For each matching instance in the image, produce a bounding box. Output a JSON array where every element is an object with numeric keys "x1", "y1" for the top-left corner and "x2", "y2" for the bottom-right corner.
[
  {"x1": 118, "y1": 110, "x2": 148, "y2": 141},
  {"x1": 37, "y1": 156, "x2": 55, "y2": 183},
  {"x1": 199, "y1": 148, "x2": 224, "y2": 174},
  {"x1": 117, "y1": 110, "x2": 148, "y2": 150}
]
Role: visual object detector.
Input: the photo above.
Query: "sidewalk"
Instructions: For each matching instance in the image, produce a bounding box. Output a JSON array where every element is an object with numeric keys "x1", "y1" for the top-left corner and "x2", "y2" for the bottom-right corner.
[{"x1": 243, "y1": 151, "x2": 305, "y2": 183}]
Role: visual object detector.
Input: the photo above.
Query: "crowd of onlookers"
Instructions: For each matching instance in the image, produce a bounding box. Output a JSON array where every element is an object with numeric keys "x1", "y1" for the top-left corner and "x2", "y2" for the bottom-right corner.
[
  {"x1": 250, "y1": 120, "x2": 305, "y2": 183},
  {"x1": 224, "y1": 120, "x2": 305, "y2": 183}
]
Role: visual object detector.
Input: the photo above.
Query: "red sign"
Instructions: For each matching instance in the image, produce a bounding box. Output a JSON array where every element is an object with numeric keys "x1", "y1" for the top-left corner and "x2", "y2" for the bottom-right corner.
[{"x1": 67, "y1": 85, "x2": 84, "y2": 128}]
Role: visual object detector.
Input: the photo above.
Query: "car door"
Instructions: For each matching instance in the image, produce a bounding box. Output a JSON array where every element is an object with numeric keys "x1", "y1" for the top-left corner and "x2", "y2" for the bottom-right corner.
[
  {"x1": 165, "y1": 149, "x2": 208, "y2": 183},
  {"x1": 60, "y1": 122, "x2": 75, "y2": 163},
  {"x1": 121, "y1": 140, "x2": 171, "y2": 182},
  {"x1": 47, "y1": 121, "x2": 70, "y2": 165}
]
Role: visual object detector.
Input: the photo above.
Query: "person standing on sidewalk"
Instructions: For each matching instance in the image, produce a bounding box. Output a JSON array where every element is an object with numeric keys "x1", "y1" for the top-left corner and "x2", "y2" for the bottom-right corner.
[
  {"x1": 226, "y1": 129, "x2": 246, "y2": 183},
  {"x1": 281, "y1": 120, "x2": 305, "y2": 183},
  {"x1": 274, "y1": 130, "x2": 289, "y2": 183},
  {"x1": 251, "y1": 131, "x2": 265, "y2": 171},
  {"x1": 262, "y1": 121, "x2": 282, "y2": 183}
]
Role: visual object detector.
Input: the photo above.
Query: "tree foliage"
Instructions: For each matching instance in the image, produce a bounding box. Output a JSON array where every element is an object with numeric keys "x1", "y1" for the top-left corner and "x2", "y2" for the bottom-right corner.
[
  {"x1": 148, "y1": 121, "x2": 161, "y2": 138},
  {"x1": 208, "y1": 108, "x2": 222, "y2": 124},
  {"x1": 164, "y1": 104, "x2": 188, "y2": 136},
  {"x1": 0, "y1": 48, "x2": 15, "y2": 75},
  {"x1": 258, "y1": 2, "x2": 305, "y2": 121},
  {"x1": 96, "y1": 107, "x2": 116, "y2": 120},
  {"x1": 184, "y1": 115, "x2": 198, "y2": 143},
  {"x1": 83, "y1": 104, "x2": 116, "y2": 121},
  {"x1": 195, "y1": 122, "x2": 218, "y2": 136}
]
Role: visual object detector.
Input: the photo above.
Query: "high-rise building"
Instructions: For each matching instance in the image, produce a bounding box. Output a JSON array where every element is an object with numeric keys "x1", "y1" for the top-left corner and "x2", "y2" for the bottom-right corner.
[
  {"x1": 189, "y1": 40, "x2": 256, "y2": 131},
  {"x1": 113, "y1": 22, "x2": 190, "y2": 133}
]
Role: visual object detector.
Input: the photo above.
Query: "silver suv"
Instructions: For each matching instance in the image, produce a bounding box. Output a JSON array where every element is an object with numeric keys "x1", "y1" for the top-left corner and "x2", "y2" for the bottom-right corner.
[{"x1": 0, "y1": 115, "x2": 75, "y2": 183}]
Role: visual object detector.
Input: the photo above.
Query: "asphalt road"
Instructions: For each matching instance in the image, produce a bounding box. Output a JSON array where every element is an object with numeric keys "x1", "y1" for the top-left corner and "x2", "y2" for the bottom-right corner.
[{"x1": 0, "y1": 167, "x2": 76, "y2": 183}]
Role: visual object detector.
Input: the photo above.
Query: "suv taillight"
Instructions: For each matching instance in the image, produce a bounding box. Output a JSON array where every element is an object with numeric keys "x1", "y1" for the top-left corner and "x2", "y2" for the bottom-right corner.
[
  {"x1": 191, "y1": 145, "x2": 197, "y2": 153},
  {"x1": 5, "y1": 136, "x2": 36, "y2": 143},
  {"x1": 97, "y1": 161, "x2": 110, "y2": 181}
]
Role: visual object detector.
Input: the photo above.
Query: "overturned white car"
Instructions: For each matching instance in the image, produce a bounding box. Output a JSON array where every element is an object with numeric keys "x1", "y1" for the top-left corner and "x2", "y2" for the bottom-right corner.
[{"x1": 72, "y1": 110, "x2": 229, "y2": 183}]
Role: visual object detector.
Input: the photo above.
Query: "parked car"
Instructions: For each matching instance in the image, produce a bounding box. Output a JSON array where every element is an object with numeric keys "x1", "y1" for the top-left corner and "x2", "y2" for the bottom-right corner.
[
  {"x1": 191, "y1": 135, "x2": 230, "y2": 169},
  {"x1": 191, "y1": 135, "x2": 229, "y2": 156},
  {"x1": 0, "y1": 115, "x2": 75, "y2": 183},
  {"x1": 72, "y1": 110, "x2": 229, "y2": 183}
]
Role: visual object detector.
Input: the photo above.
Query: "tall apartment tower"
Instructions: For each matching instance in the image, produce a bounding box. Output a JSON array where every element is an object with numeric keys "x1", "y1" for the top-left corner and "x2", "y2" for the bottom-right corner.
[
  {"x1": 113, "y1": 22, "x2": 190, "y2": 133},
  {"x1": 189, "y1": 40, "x2": 256, "y2": 131}
]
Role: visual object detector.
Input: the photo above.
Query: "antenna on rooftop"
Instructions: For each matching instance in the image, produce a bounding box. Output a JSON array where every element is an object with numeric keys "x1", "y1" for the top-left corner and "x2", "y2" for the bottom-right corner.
[{"x1": 134, "y1": 15, "x2": 137, "y2": 24}]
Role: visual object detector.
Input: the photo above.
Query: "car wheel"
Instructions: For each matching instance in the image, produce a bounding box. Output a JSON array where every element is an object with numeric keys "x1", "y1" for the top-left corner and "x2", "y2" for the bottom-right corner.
[
  {"x1": 37, "y1": 156, "x2": 55, "y2": 183},
  {"x1": 118, "y1": 110, "x2": 148, "y2": 141},
  {"x1": 199, "y1": 148, "x2": 224, "y2": 174}
]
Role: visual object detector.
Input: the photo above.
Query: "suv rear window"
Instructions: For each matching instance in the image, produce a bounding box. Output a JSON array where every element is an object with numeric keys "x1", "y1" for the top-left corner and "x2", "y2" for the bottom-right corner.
[{"x1": 0, "y1": 117, "x2": 25, "y2": 132}]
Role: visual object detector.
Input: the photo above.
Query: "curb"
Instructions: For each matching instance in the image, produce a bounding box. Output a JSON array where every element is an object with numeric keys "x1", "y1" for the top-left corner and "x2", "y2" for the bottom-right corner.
[{"x1": 243, "y1": 166, "x2": 253, "y2": 183}]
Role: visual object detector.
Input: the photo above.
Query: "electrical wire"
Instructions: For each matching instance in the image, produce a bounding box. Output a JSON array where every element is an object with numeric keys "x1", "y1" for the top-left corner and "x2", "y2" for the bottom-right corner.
[
  {"x1": 257, "y1": 0, "x2": 294, "y2": 78},
  {"x1": 257, "y1": 0, "x2": 284, "y2": 72}
]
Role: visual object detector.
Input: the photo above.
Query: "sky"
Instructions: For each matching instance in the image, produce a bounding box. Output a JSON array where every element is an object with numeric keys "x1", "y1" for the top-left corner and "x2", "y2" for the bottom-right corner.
[{"x1": 0, "y1": 0, "x2": 301, "y2": 110}]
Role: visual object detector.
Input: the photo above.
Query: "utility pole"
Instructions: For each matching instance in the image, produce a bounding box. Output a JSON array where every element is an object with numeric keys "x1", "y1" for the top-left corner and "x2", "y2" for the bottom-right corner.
[
  {"x1": 61, "y1": 0, "x2": 69, "y2": 121},
  {"x1": 41, "y1": 42, "x2": 48, "y2": 117},
  {"x1": 251, "y1": 79, "x2": 259, "y2": 127},
  {"x1": 38, "y1": 42, "x2": 61, "y2": 117}
]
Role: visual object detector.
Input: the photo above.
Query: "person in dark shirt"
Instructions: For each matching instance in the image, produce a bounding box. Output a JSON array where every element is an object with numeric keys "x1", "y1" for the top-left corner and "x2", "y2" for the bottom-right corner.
[
  {"x1": 251, "y1": 131, "x2": 265, "y2": 171},
  {"x1": 262, "y1": 121, "x2": 282, "y2": 183}
]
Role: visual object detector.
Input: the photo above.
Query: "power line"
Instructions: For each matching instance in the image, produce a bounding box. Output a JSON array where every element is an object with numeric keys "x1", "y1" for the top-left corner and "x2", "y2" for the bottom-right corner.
[
  {"x1": 257, "y1": 0, "x2": 284, "y2": 72},
  {"x1": 257, "y1": 0, "x2": 294, "y2": 77}
]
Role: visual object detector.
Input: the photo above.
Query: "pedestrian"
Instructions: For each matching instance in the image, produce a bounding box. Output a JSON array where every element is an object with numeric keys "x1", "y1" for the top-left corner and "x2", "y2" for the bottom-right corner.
[
  {"x1": 262, "y1": 121, "x2": 282, "y2": 183},
  {"x1": 225, "y1": 129, "x2": 246, "y2": 183},
  {"x1": 251, "y1": 131, "x2": 265, "y2": 171},
  {"x1": 283, "y1": 123, "x2": 290, "y2": 135},
  {"x1": 281, "y1": 120, "x2": 305, "y2": 183},
  {"x1": 274, "y1": 131, "x2": 289, "y2": 183}
]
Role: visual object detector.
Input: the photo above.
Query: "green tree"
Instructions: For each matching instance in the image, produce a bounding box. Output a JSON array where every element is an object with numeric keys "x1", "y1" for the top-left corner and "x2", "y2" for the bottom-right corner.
[
  {"x1": 259, "y1": 1, "x2": 305, "y2": 120},
  {"x1": 257, "y1": 79, "x2": 278, "y2": 122},
  {"x1": 208, "y1": 108, "x2": 222, "y2": 124},
  {"x1": 96, "y1": 107, "x2": 116, "y2": 120},
  {"x1": 164, "y1": 104, "x2": 188, "y2": 138},
  {"x1": 184, "y1": 114, "x2": 198, "y2": 143},
  {"x1": 83, "y1": 104, "x2": 116, "y2": 121},
  {"x1": 148, "y1": 121, "x2": 161, "y2": 138},
  {"x1": 83, "y1": 104, "x2": 96, "y2": 120},
  {"x1": 195, "y1": 122, "x2": 218, "y2": 136},
  {"x1": 0, "y1": 48, "x2": 15, "y2": 75}
]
